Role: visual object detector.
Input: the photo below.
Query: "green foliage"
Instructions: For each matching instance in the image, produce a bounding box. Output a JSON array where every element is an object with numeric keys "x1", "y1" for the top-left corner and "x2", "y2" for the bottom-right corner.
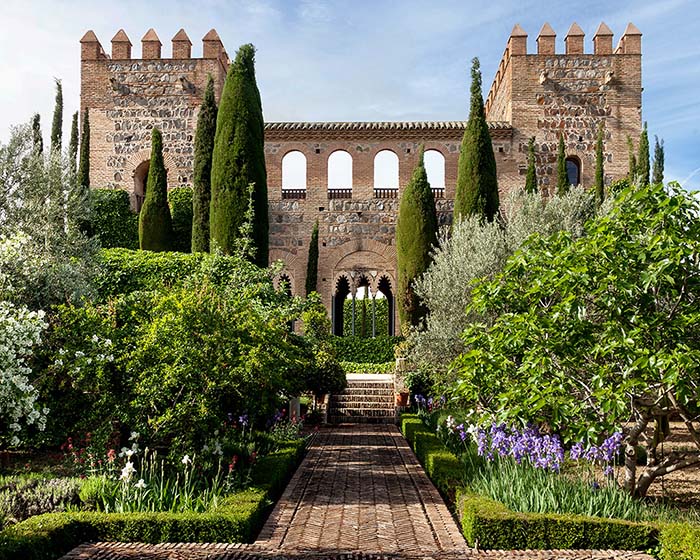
[
  {"x1": 89, "y1": 190, "x2": 138, "y2": 250},
  {"x1": 397, "y1": 148, "x2": 438, "y2": 328},
  {"x1": 451, "y1": 183, "x2": 700, "y2": 496},
  {"x1": 329, "y1": 335, "x2": 400, "y2": 363},
  {"x1": 31, "y1": 114, "x2": 42, "y2": 156},
  {"x1": 77, "y1": 110, "x2": 90, "y2": 188},
  {"x1": 305, "y1": 220, "x2": 319, "y2": 295},
  {"x1": 637, "y1": 122, "x2": 650, "y2": 186},
  {"x1": 457, "y1": 490, "x2": 656, "y2": 551},
  {"x1": 411, "y1": 188, "x2": 596, "y2": 377},
  {"x1": 192, "y1": 76, "x2": 217, "y2": 253},
  {"x1": 652, "y1": 135, "x2": 665, "y2": 185},
  {"x1": 595, "y1": 123, "x2": 604, "y2": 205},
  {"x1": 210, "y1": 44, "x2": 268, "y2": 266},
  {"x1": 68, "y1": 112, "x2": 78, "y2": 177},
  {"x1": 454, "y1": 58, "x2": 499, "y2": 222},
  {"x1": 658, "y1": 523, "x2": 700, "y2": 560},
  {"x1": 139, "y1": 128, "x2": 173, "y2": 252},
  {"x1": 340, "y1": 361, "x2": 394, "y2": 374},
  {"x1": 168, "y1": 187, "x2": 193, "y2": 253},
  {"x1": 556, "y1": 134, "x2": 568, "y2": 194},
  {"x1": 412, "y1": 430, "x2": 464, "y2": 500},
  {"x1": 0, "y1": 476, "x2": 82, "y2": 530},
  {"x1": 50, "y1": 79, "x2": 62, "y2": 154},
  {"x1": 342, "y1": 297, "x2": 389, "y2": 337},
  {"x1": 525, "y1": 137, "x2": 537, "y2": 194}
]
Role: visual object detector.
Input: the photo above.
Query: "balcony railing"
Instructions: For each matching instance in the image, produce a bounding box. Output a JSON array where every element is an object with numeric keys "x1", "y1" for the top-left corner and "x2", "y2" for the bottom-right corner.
[
  {"x1": 432, "y1": 188, "x2": 445, "y2": 199},
  {"x1": 328, "y1": 188, "x2": 352, "y2": 199},
  {"x1": 281, "y1": 189, "x2": 307, "y2": 200},
  {"x1": 374, "y1": 188, "x2": 398, "y2": 199}
]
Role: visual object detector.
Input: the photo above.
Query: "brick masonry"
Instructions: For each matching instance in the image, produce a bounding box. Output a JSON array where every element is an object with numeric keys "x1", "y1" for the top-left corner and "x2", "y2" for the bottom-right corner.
[{"x1": 80, "y1": 23, "x2": 642, "y2": 334}]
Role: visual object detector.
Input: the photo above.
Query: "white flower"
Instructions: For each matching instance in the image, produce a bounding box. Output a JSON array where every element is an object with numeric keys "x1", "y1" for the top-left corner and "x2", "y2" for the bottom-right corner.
[
  {"x1": 214, "y1": 442, "x2": 223, "y2": 456},
  {"x1": 75, "y1": 351, "x2": 85, "y2": 358},
  {"x1": 91, "y1": 334, "x2": 99, "y2": 343},
  {"x1": 134, "y1": 478, "x2": 147, "y2": 489},
  {"x1": 181, "y1": 454, "x2": 191, "y2": 465},
  {"x1": 125, "y1": 449, "x2": 134, "y2": 458},
  {"x1": 129, "y1": 431, "x2": 139, "y2": 441},
  {"x1": 54, "y1": 359, "x2": 63, "y2": 367},
  {"x1": 445, "y1": 415, "x2": 456, "y2": 430},
  {"x1": 120, "y1": 461, "x2": 136, "y2": 481},
  {"x1": 214, "y1": 429, "x2": 219, "y2": 436},
  {"x1": 119, "y1": 447, "x2": 129, "y2": 458},
  {"x1": 202, "y1": 444, "x2": 209, "y2": 453}
]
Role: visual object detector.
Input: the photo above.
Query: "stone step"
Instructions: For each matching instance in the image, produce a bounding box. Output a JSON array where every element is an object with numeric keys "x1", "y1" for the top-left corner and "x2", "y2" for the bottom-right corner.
[
  {"x1": 331, "y1": 395, "x2": 395, "y2": 404},
  {"x1": 328, "y1": 407, "x2": 396, "y2": 417},
  {"x1": 337, "y1": 388, "x2": 394, "y2": 396},
  {"x1": 342, "y1": 382, "x2": 394, "y2": 390},
  {"x1": 328, "y1": 415, "x2": 398, "y2": 424},
  {"x1": 330, "y1": 401, "x2": 395, "y2": 410}
]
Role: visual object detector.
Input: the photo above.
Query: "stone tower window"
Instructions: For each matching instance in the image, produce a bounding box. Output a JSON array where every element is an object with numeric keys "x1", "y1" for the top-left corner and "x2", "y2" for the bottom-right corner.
[
  {"x1": 328, "y1": 150, "x2": 353, "y2": 191},
  {"x1": 282, "y1": 151, "x2": 307, "y2": 190},
  {"x1": 373, "y1": 150, "x2": 399, "y2": 190},
  {"x1": 565, "y1": 156, "x2": 581, "y2": 186},
  {"x1": 424, "y1": 150, "x2": 446, "y2": 189}
]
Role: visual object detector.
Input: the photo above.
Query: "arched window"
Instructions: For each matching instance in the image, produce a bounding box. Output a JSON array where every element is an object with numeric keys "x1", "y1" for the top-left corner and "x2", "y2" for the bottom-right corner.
[
  {"x1": 133, "y1": 160, "x2": 150, "y2": 212},
  {"x1": 424, "y1": 150, "x2": 445, "y2": 189},
  {"x1": 282, "y1": 151, "x2": 307, "y2": 190},
  {"x1": 373, "y1": 150, "x2": 399, "y2": 190},
  {"x1": 566, "y1": 156, "x2": 581, "y2": 186},
  {"x1": 328, "y1": 150, "x2": 353, "y2": 190}
]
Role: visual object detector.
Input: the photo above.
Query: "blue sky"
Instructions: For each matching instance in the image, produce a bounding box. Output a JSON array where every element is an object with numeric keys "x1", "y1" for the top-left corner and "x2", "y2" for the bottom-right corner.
[{"x1": 1, "y1": 0, "x2": 698, "y2": 189}]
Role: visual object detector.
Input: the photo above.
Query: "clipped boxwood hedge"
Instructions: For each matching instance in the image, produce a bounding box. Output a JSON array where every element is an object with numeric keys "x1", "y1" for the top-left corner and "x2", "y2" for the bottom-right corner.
[
  {"x1": 89, "y1": 189, "x2": 139, "y2": 250},
  {"x1": 330, "y1": 335, "x2": 401, "y2": 364},
  {"x1": 399, "y1": 414, "x2": 662, "y2": 552},
  {"x1": 340, "y1": 361, "x2": 394, "y2": 374},
  {"x1": 658, "y1": 522, "x2": 700, "y2": 560},
  {"x1": 0, "y1": 440, "x2": 305, "y2": 560},
  {"x1": 168, "y1": 187, "x2": 193, "y2": 253}
]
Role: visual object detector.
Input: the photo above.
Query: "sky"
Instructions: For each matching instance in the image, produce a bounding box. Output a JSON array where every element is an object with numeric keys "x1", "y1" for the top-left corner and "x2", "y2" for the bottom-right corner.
[{"x1": 1, "y1": 0, "x2": 699, "y2": 190}]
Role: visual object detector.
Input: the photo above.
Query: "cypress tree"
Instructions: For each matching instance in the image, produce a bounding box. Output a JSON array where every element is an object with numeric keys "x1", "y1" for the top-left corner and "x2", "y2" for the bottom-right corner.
[
  {"x1": 652, "y1": 135, "x2": 665, "y2": 185},
  {"x1": 210, "y1": 44, "x2": 268, "y2": 266},
  {"x1": 454, "y1": 58, "x2": 499, "y2": 222},
  {"x1": 191, "y1": 76, "x2": 218, "y2": 252},
  {"x1": 627, "y1": 135, "x2": 637, "y2": 185},
  {"x1": 50, "y1": 79, "x2": 63, "y2": 154},
  {"x1": 397, "y1": 147, "x2": 438, "y2": 329},
  {"x1": 305, "y1": 220, "x2": 319, "y2": 295},
  {"x1": 637, "y1": 122, "x2": 650, "y2": 186},
  {"x1": 68, "y1": 111, "x2": 79, "y2": 176},
  {"x1": 139, "y1": 128, "x2": 173, "y2": 251},
  {"x1": 32, "y1": 114, "x2": 43, "y2": 155},
  {"x1": 594, "y1": 123, "x2": 605, "y2": 205},
  {"x1": 77, "y1": 109, "x2": 90, "y2": 187},
  {"x1": 556, "y1": 134, "x2": 568, "y2": 195},
  {"x1": 525, "y1": 137, "x2": 537, "y2": 194}
]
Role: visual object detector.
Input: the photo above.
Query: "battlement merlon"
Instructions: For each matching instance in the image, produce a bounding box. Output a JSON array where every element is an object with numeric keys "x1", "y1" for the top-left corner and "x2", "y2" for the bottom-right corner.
[
  {"x1": 80, "y1": 28, "x2": 229, "y2": 64},
  {"x1": 485, "y1": 22, "x2": 642, "y2": 119}
]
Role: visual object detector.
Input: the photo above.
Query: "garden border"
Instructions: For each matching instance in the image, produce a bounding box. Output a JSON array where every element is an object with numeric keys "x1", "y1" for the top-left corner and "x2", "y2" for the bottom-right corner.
[
  {"x1": 400, "y1": 413, "x2": 700, "y2": 558},
  {"x1": 0, "y1": 440, "x2": 306, "y2": 560}
]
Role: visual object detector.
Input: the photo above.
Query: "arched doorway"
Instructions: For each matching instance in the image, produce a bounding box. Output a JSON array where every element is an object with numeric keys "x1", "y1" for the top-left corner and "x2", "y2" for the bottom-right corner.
[
  {"x1": 133, "y1": 160, "x2": 150, "y2": 211},
  {"x1": 332, "y1": 276, "x2": 351, "y2": 335},
  {"x1": 377, "y1": 275, "x2": 395, "y2": 336},
  {"x1": 565, "y1": 156, "x2": 581, "y2": 186}
]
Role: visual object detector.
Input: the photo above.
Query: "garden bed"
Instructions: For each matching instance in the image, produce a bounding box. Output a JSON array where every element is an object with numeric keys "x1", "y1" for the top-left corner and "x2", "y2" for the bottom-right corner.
[
  {"x1": 0, "y1": 440, "x2": 306, "y2": 560},
  {"x1": 400, "y1": 413, "x2": 700, "y2": 559}
]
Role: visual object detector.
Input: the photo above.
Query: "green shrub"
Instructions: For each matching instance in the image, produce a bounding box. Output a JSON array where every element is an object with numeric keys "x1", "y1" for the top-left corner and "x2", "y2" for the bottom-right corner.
[
  {"x1": 330, "y1": 335, "x2": 400, "y2": 363},
  {"x1": 89, "y1": 189, "x2": 139, "y2": 249},
  {"x1": 343, "y1": 297, "x2": 389, "y2": 336},
  {"x1": 0, "y1": 477, "x2": 82, "y2": 530},
  {"x1": 457, "y1": 490, "x2": 656, "y2": 551},
  {"x1": 168, "y1": 187, "x2": 193, "y2": 253},
  {"x1": 658, "y1": 523, "x2": 700, "y2": 560},
  {"x1": 400, "y1": 414, "x2": 430, "y2": 448},
  {"x1": 340, "y1": 361, "x2": 394, "y2": 374}
]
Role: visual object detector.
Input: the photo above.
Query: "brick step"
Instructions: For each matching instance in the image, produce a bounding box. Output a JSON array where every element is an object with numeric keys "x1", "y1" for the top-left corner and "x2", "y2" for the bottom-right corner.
[
  {"x1": 330, "y1": 401, "x2": 395, "y2": 409},
  {"x1": 328, "y1": 407, "x2": 396, "y2": 417},
  {"x1": 341, "y1": 382, "x2": 394, "y2": 390},
  {"x1": 336, "y1": 388, "x2": 394, "y2": 396},
  {"x1": 331, "y1": 395, "x2": 395, "y2": 405},
  {"x1": 328, "y1": 415, "x2": 398, "y2": 424}
]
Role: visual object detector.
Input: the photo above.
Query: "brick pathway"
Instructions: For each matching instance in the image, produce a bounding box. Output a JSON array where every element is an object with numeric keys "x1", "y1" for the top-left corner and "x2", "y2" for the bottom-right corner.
[{"x1": 62, "y1": 425, "x2": 654, "y2": 560}]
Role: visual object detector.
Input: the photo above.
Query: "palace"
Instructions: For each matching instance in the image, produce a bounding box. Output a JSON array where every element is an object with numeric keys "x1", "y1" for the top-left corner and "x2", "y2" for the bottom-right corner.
[{"x1": 79, "y1": 22, "x2": 642, "y2": 334}]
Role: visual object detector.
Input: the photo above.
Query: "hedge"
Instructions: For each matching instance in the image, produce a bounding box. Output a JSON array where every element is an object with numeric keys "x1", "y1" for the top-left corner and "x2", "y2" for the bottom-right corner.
[
  {"x1": 330, "y1": 335, "x2": 401, "y2": 363},
  {"x1": 340, "y1": 361, "x2": 394, "y2": 374},
  {"x1": 658, "y1": 523, "x2": 700, "y2": 560},
  {"x1": 168, "y1": 187, "x2": 193, "y2": 253},
  {"x1": 89, "y1": 189, "x2": 139, "y2": 250},
  {"x1": 399, "y1": 414, "x2": 660, "y2": 552},
  {"x1": 0, "y1": 440, "x2": 305, "y2": 560}
]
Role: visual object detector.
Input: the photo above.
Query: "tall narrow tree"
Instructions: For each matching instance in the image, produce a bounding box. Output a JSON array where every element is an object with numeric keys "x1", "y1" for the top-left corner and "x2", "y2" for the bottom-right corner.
[
  {"x1": 454, "y1": 58, "x2": 499, "y2": 222},
  {"x1": 139, "y1": 128, "x2": 173, "y2": 251},
  {"x1": 637, "y1": 122, "x2": 650, "y2": 186},
  {"x1": 31, "y1": 114, "x2": 43, "y2": 155},
  {"x1": 68, "y1": 111, "x2": 79, "y2": 176},
  {"x1": 594, "y1": 123, "x2": 605, "y2": 205},
  {"x1": 397, "y1": 148, "x2": 438, "y2": 329},
  {"x1": 210, "y1": 44, "x2": 268, "y2": 266},
  {"x1": 305, "y1": 220, "x2": 319, "y2": 295},
  {"x1": 50, "y1": 79, "x2": 63, "y2": 154},
  {"x1": 191, "y1": 76, "x2": 218, "y2": 252},
  {"x1": 627, "y1": 135, "x2": 637, "y2": 185},
  {"x1": 556, "y1": 134, "x2": 568, "y2": 194},
  {"x1": 77, "y1": 109, "x2": 90, "y2": 187},
  {"x1": 652, "y1": 136, "x2": 665, "y2": 185},
  {"x1": 525, "y1": 137, "x2": 537, "y2": 194}
]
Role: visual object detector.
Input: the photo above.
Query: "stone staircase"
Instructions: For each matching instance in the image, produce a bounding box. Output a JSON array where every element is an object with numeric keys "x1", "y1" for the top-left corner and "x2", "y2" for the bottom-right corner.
[{"x1": 328, "y1": 373, "x2": 397, "y2": 424}]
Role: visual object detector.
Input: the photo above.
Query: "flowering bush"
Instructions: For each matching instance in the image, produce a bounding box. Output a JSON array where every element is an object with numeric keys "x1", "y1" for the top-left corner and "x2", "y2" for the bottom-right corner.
[
  {"x1": 0, "y1": 475, "x2": 82, "y2": 529},
  {"x1": 0, "y1": 301, "x2": 48, "y2": 447}
]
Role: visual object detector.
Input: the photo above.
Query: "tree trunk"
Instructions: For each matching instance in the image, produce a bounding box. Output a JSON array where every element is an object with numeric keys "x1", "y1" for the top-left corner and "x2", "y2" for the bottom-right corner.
[{"x1": 624, "y1": 413, "x2": 649, "y2": 495}]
